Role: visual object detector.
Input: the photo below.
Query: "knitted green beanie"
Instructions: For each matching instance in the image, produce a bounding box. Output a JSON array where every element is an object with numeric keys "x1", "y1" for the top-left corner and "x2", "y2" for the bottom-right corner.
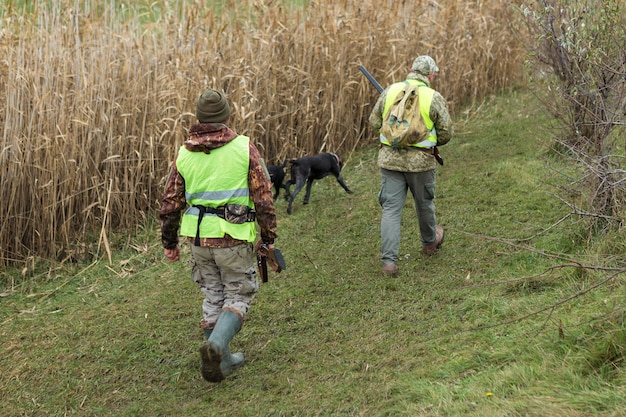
[{"x1": 196, "y1": 89, "x2": 230, "y2": 123}]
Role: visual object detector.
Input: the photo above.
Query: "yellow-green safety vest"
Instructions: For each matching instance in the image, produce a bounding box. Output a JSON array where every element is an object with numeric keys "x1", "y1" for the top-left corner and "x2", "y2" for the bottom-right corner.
[
  {"x1": 380, "y1": 79, "x2": 437, "y2": 148},
  {"x1": 177, "y1": 135, "x2": 256, "y2": 243}
]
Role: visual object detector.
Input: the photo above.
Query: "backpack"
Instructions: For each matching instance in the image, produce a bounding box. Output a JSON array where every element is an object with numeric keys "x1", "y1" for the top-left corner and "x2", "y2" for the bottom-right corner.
[{"x1": 381, "y1": 81, "x2": 429, "y2": 148}]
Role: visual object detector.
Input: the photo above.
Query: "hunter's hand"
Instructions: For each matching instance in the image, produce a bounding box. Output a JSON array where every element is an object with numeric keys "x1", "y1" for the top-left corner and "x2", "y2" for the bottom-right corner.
[
  {"x1": 164, "y1": 246, "x2": 180, "y2": 262},
  {"x1": 255, "y1": 240, "x2": 274, "y2": 254}
]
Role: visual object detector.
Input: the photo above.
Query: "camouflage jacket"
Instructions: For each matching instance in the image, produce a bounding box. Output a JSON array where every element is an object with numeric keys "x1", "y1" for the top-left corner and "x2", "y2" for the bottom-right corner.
[
  {"x1": 369, "y1": 72, "x2": 453, "y2": 172},
  {"x1": 159, "y1": 123, "x2": 277, "y2": 249}
]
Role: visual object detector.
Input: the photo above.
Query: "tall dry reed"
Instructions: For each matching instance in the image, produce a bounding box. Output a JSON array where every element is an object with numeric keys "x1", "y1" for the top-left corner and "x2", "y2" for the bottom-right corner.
[{"x1": 0, "y1": 0, "x2": 526, "y2": 269}]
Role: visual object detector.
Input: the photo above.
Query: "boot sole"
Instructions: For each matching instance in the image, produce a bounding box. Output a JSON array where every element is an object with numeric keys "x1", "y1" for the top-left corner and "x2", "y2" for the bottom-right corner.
[{"x1": 199, "y1": 342, "x2": 225, "y2": 382}]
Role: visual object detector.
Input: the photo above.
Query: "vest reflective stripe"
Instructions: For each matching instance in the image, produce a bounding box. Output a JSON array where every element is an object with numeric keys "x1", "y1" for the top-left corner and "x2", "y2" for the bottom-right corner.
[
  {"x1": 185, "y1": 188, "x2": 250, "y2": 201},
  {"x1": 380, "y1": 80, "x2": 437, "y2": 148},
  {"x1": 176, "y1": 135, "x2": 256, "y2": 243}
]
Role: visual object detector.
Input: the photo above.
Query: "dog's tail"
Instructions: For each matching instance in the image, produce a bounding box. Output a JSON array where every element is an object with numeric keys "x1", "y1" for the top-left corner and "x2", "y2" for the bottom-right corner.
[{"x1": 280, "y1": 160, "x2": 288, "y2": 168}]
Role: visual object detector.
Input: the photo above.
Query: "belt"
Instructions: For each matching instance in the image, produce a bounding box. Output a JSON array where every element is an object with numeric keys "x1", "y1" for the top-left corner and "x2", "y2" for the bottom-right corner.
[{"x1": 192, "y1": 204, "x2": 256, "y2": 246}]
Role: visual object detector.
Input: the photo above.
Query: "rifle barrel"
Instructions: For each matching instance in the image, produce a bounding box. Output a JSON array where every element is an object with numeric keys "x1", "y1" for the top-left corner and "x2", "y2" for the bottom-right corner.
[{"x1": 358, "y1": 65, "x2": 384, "y2": 94}]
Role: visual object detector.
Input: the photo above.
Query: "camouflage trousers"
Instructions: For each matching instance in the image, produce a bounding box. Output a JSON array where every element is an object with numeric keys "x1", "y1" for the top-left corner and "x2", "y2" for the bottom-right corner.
[
  {"x1": 189, "y1": 243, "x2": 259, "y2": 330},
  {"x1": 378, "y1": 168, "x2": 437, "y2": 265}
]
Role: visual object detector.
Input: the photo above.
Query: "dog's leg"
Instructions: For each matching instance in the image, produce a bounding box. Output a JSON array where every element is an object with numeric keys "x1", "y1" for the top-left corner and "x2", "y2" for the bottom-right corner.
[
  {"x1": 303, "y1": 178, "x2": 315, "y2": 205},
  {"x1": 287, "y1": 176, "x2": 306, "y2": 214},
  {"x1": 335, "y1": 175, "x2": 354, "y2": 194},
  {"x1": 283, "y1": 180, "x2": 292, "y2": 201}
]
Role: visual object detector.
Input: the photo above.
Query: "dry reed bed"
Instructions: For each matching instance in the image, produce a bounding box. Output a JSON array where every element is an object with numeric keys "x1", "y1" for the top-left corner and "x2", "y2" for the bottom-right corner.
[{"x1": 0, "y1": 0, "x2": 525, "y2": 268}]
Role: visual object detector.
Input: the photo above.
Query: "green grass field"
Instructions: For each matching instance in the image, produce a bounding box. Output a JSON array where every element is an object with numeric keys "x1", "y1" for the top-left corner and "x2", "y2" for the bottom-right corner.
[{"x1": 2, "y1": 89, "x2": 625, "y2": 416}]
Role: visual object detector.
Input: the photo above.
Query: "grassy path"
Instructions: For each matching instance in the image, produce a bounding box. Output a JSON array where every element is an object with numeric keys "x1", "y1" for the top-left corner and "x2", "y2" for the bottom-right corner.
[{"x1": 2, "y1": 90, "x2": 625, "y2": 416}]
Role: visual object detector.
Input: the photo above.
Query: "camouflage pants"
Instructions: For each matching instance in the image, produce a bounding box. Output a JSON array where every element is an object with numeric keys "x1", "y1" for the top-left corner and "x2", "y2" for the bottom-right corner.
[
  {"x1": 189, "y1": 243, "x2": 259, "y2": 329},
  {"x1": 378, "y1": 168, "x2": 437, "y2": 265}
]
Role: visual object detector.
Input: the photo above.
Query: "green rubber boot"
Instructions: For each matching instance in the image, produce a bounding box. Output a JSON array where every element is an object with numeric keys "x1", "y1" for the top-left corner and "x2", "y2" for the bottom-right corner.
[
  {"x1": 202, "y1": 327, "x2": 243, "y2": 378},
  {"x1": 203, "y1": 328, "x2": 212, "y2": 341},
  {"x1": 199, "y1": 311, "x2": 245, "y2": 382}
]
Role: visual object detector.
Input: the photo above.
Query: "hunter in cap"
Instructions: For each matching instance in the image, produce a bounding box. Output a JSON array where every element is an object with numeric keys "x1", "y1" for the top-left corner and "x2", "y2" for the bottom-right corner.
[{"x1": 369, "y1": 55, "x2": 453, "y2": 276}]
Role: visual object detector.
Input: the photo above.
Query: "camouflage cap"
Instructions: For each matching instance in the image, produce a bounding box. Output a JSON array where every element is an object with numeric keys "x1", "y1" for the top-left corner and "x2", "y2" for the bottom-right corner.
[{"x1": 411, "y1": 55, "x2": 439, "y2": 75}]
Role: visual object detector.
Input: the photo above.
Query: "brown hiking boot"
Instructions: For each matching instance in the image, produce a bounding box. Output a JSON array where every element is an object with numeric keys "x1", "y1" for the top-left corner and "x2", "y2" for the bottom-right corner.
[
  {"x1": 422, "y1": 225, "x2": 444, "y2": 255},
  {"x1": 382, "y1": 263, "x2": 398, "y2": 277}
]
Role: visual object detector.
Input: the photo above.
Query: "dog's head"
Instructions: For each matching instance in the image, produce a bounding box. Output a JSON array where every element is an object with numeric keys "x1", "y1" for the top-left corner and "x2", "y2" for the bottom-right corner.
[{"x1": 268, "y1": 163, "x2": 285, "y2": 182}]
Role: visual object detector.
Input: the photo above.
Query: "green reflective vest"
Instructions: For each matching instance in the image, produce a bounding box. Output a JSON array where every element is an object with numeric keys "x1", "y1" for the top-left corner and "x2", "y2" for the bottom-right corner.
[
  {"x1": 177, "y1": 135, "x2": 256, "y2": 243},
  {"x1": 380, "y1": 79, "x2": 437, "y2": 148}
]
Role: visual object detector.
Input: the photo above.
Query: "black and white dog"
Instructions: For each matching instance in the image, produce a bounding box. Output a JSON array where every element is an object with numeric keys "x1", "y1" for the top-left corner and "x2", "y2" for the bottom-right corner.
[
  {"x1": 267, "y1": 161, "x2": 288, "y2": 201},
  {"x1": 283, "y1": 153, "x2": 353, "y2": 214}
]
